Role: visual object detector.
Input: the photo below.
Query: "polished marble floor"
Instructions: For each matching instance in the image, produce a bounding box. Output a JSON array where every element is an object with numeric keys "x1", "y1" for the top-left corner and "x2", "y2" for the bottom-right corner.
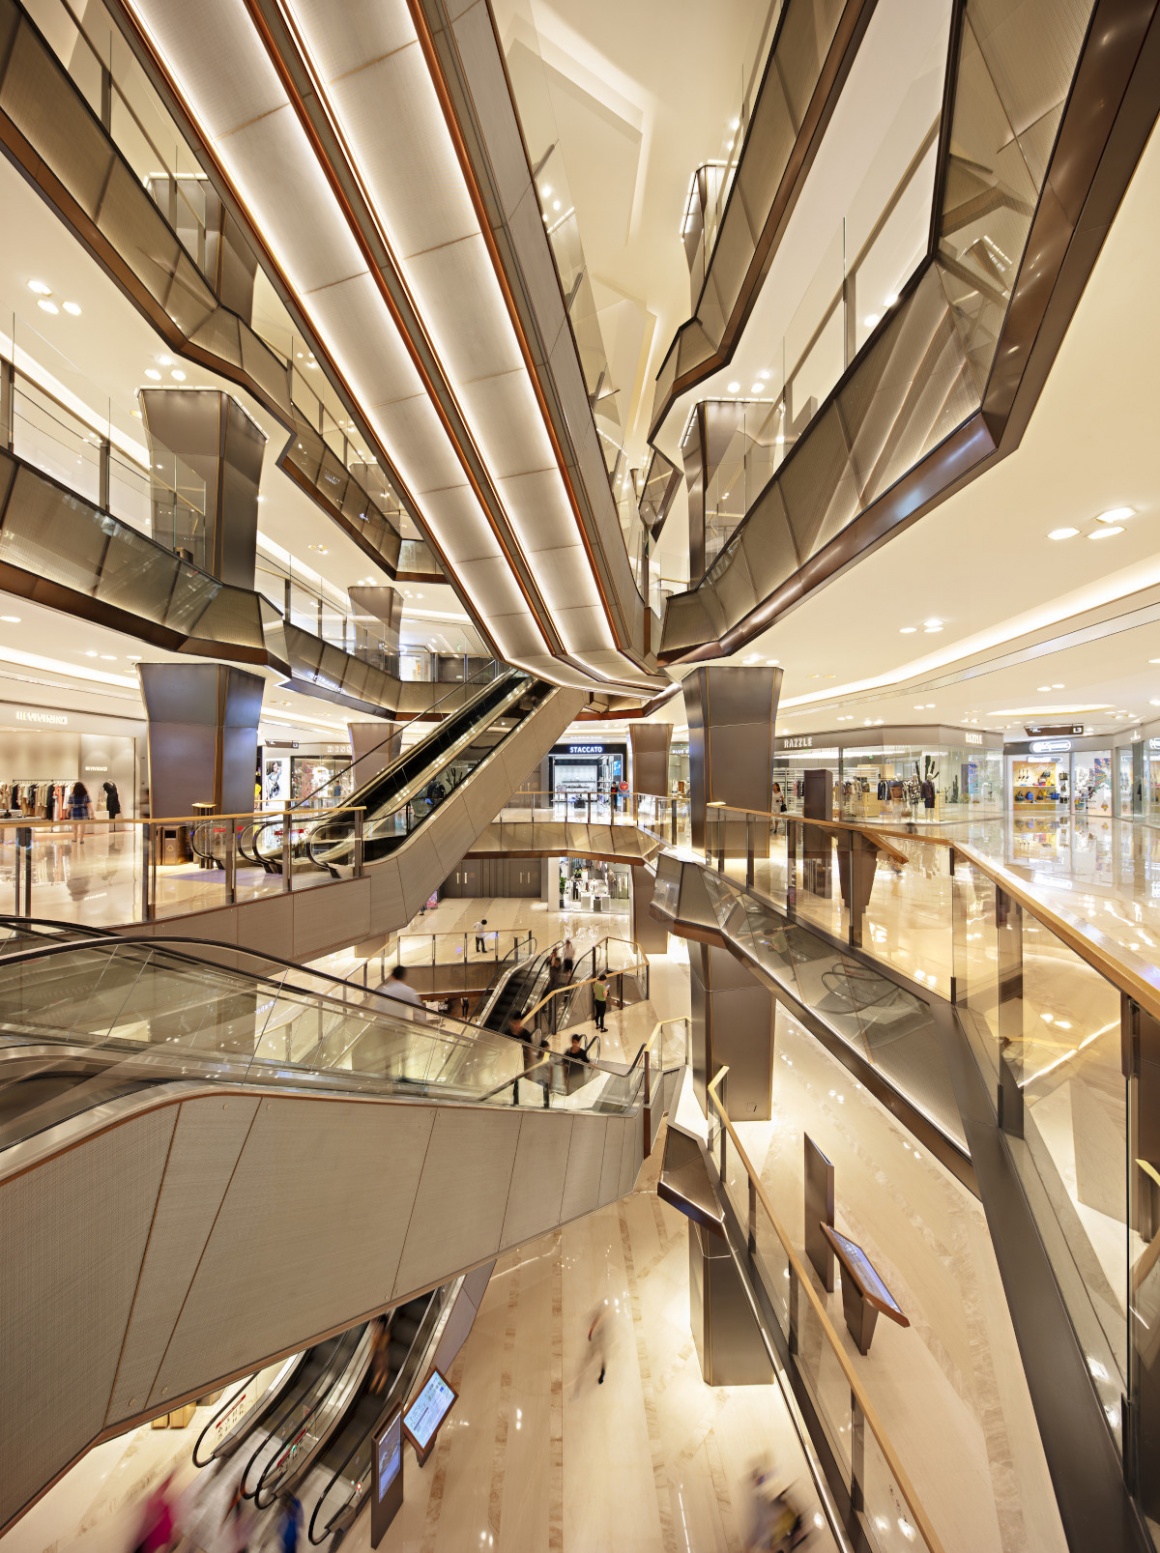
[
  {"x1": 0, "y1": 1183, "x2": 836, "y2": 1553},
  {"x1": 731, "y1": 1006, "x2": 1066, "y2": 1553}
]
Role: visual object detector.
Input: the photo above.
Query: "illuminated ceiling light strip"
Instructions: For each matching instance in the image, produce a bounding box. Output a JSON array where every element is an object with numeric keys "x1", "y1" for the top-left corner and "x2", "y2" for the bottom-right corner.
[
  {"x1": 264, "y1": 0, "x2": 569, "y2": 656},
  {"x1": 115, "y1": 2, "x2": 507, "y2": 669},
  {"x1": 280, "y1": 0, "x2": 620, "y2": 670},
  {"x1": 0, "y1": 645, "x2": 138, "y2": 689},
  {"x1": 401, "y1": 0, "x2": 634, "y2": 661}
]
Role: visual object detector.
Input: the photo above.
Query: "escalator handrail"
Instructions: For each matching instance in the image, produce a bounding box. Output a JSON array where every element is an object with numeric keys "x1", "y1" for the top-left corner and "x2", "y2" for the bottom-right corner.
[
  {"x1": 292, "y1": 660, "x2": 507, "y2": 812},
  {"x1": 307, "y1": 1290, "x2": 448, "y2": 1545},
  {"x1": 246, "y1": 664, "x2": 518, "y2": 862},
  {"x1": 301, "y1": 672, "x2": 537, "y2": 869}
]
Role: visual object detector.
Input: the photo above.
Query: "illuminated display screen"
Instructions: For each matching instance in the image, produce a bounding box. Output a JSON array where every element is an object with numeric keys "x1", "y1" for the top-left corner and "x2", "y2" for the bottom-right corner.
[
  {"x1": 403, "y1": 1369, "x2": 456, "y2": 1452},
  {"x1": 376, "y1": 1412, "x2": 402, "y2": 1501}
]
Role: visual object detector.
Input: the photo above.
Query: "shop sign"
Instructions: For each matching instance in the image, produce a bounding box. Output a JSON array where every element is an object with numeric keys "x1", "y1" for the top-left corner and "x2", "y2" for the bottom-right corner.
[
  {"x1": 1024, "y1": 723, "x2": 1085, "y2": 737},
  {"x1": 568, "y1": 743, "x2": 605, "y2": 754},
  {"x1": 964, "y1": 732, "x2": 983, "y2": 746},
  {"x1": 1150, "y1": 739, "x2": 1160, "y2": 752},
  {"x1": 1030, "y1": 738, "x2": 1072, "y2": 754},
  {"x1": 266, "y1": 740, "x2": 300, "y2": 749},
  {"x1": 15, "y1": 710, "x2": 69, "y2": 727},
  {"x1": 782, "y1": 736, "x2": 813, "y2": 749}
]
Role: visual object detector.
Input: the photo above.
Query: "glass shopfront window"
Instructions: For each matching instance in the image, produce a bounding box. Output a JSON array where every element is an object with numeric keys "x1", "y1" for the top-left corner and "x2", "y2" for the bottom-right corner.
[
  {"x1": 772, "y1": 735, "x2": 1005, "y2": 823},
  {"x1": 1073, "y1": 751, "x2": 1112, "y2": 816}
]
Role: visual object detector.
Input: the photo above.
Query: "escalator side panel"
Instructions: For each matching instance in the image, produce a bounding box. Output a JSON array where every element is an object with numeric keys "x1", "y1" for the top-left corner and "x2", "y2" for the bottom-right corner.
[{"x1": 0, "y1": 1081, "x2": 646, "y2": 1535}]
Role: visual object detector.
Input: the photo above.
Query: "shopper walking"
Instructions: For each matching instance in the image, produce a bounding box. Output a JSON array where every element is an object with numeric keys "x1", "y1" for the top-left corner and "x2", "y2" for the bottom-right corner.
[
  {"x1": 68, "y1": 780, "x2": 92, "y2": 845},
  {"x1": 472, "y1": 917, "x2": 489, "y2": 954},
  {"x1": 278, "y1": 1494, "x2": 303, "y2": 1553},
  {"x1": 380, "y1": 965, "x2": 425, "y2": 1018},
  {"x1": 573, "y1": 1302, "x2": 610, "y2": 1393},
  {"x1": 132, "y1": 1473, "x2": 177, "y2": 1553},
  {"x1": 592, "y1": 971, "x2": 609, "y2": 1032},
  {"x1": 562, "y1": 937, "x2": 575, "y2": 977}
]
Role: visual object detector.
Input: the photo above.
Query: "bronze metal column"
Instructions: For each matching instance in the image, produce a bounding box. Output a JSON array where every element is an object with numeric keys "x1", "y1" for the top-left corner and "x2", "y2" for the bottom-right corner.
[
  {"x1": 684, "y1": 665, "x2": 782, "y2": 851},
  {"x1": 138, "y1": 663, "x2": 264, "y2": 819},
  {"x1": 691, "y1": 943, "x2": 775, "y2": 1119}
]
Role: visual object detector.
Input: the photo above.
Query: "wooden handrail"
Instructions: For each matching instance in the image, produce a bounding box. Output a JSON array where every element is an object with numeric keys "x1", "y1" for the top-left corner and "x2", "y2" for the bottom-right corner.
[
  {"x1": 707, "y1": 1068, "x2": 948, "y2": 1553},
  {"x1": 706, "y1": 804, "x2": 910, "y2": 865}
]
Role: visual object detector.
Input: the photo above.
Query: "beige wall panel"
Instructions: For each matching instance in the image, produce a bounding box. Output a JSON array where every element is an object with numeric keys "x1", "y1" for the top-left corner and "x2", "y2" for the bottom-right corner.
[
  {"x1": 106, "y1": 1096, "x2": 259, "y2": 1425},
  {"x1": 429, "y1": 793, "x2": 477, "y2": 875},
  {"x1": 150, "y1": 1097, "x2": 435, "y2": 1405},
  {"x1": 559, "y1": 1115, "x2": 606, "y2": 1222},
  {"x1": 499, "y1": 1111, "x2": 573, "y2": 1250},
  {"x1": 368, "y1": 858, "x2": 406, "y2": 927},
  {"x1": 398, "y1": 830, "x2": 443, "y2": 919},
  {"x1": 597, "y1": 1116, "x2": 627, "y2": 1205},
  {"x1": 619, "y1": 1113, "x2": 643, "y2": 1197},
  {"x1": 292, "y1": 878, "x2": 371, "y2": 962},
  {"x1": 150, "y1": 905, "x2": 240, "y2": 946},
  {"x1": 393, "y1": 1108, "x2": 521, "y2": 1295},
  {"x1": 216, "y1": 893, "x2": 293, "y2": 963},
  {"x1": 0, "y1": 1109, "x2": 176, "y2": 1532}
]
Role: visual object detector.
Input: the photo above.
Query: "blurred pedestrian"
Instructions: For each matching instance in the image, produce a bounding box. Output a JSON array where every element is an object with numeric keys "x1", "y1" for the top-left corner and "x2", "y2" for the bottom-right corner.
[
  {"x1": 279, "y1": 1493, "x2": 303, "y2": 1553},
  {"x1": 573, "y1": 1302, "x2": 610, "y2": 1393},
  {"x1": 562, "y1": 937, "x2": 574, "y2": 976},
  {"x1": 132, "y1": 1473, "x2": 176, "y2": 1552},
  {"x1": 473, "y1": 917, "x2": 489, "y2": 954}
]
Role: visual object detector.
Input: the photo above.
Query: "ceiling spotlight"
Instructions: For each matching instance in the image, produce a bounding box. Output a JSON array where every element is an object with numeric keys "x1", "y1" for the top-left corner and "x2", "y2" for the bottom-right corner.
[
  {"x1": 170, "y1": 369, "x2": 186, "y2": 382},
  {"x1": 726, "y1": 382, "x2": 740, "y2": 393},
  {"x1": 0, "y1": 615, "x2": 20, "y2": 623},
  {"x1": 27, "y1": 280, "x2": 51, "y2": 295},
  {"x1": 750, "y1": 384, "x2": 763, "y2": 395},
  {"x1": 899, "y1": 626, "x2": 917, "y2": 634},
  {"x1": 1150, "y1": 699, "x2": 1160, "y2": 707},
  {"x1": 99, "y1": 654, "x2": 116, "y2": 661},
  {"x1": 767, "y1": 657, "x2": 779, "y2": 665},
  {"x1": 923, "y1": 618, "x2": 942, "y2": 628},
  {"x1": 83, "y1": 650, "x2": 98, "y2": 658},
  {"x1": 758, "y1": 369, "x2": 771, "y2": 380},
  {"x1": 1095, "y1": 507, "x2": 1134, "y2": 524},
  {"x1": 62, "y1": 301, "x2": 82, "y2": 317},
  {"x1": 1048, "y1": 527, "x2": 1079, "y2": 540},
  {"x1": 924, "y1": 625, "x2": 943, "y2": 634},
  {"x1": 144, "y1": 368, "x2": 161, "y2": 381},
  {"x1": 308, "y1": 545, "x2": 329, "y2": 554},
  {"x1": 37, "y1": 299, "x2": 59, "y2": 315},
  {"x1": 1089, "y1": 526, "x2": 1123, "y2": 539},
  {"x1": 1037, "y1": 685, "x2": 1052, "y2": 692},
  {"x1": 863, "y1": 314, "x2": 879, "y2": 329},
  {"x1": 1052, "y1": 683, "x2": 1064, "y2": 689},
  {"x1": 883, "y1": 292, "x2": 899, "y2": 307},
  {"x1": 157, "y1": 354, "x2": 174, "y2": 367}
]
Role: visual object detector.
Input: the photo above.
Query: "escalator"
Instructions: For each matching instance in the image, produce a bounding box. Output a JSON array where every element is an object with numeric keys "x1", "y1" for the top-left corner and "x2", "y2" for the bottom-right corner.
[
  {"x1": 241, "y1": 666, "x2": 545, "y2": 877},
  {"x1": 477, "y1": 941, "x2": 558, "y2": 1033},
  {"x1": 0, "y1": 923, "x2": 677, "y2": 1535}
]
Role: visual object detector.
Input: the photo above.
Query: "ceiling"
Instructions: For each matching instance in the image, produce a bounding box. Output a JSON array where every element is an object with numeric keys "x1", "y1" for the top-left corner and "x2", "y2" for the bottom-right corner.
[
  {"x1": 491, "y1": 0, "x2": 776, "y2": 467},
  {"x1": 654, "y1": 111, "x2": 1160, "y2": 741}
]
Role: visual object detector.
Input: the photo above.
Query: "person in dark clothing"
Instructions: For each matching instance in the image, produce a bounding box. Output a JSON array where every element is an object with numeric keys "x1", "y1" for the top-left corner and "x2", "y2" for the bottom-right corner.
[
  {"x1": 564, "y1": 1032, "x2": 590, "y2": 1093},
  {"x1": 507, "y1": 1013, "x2": 549, "y2": 1108}
]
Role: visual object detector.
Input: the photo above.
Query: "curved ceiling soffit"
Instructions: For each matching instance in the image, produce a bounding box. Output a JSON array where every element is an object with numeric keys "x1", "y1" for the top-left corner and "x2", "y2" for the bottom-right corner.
[
  {"x1": 114, "y1": 0, "x2": 662, "y2": 696},
  {"x1": 259, "y1": 0, "x2": 662, "y2": 693},
  {"x1": 0, "y1": 2, "x2": 416, "y2": 590},
  {"x1": 657, "y1": 0, "x2": 1160, "y2": 664},
  {"x1": 406, "y1": 0, "x2": 652, "y2": 665}
]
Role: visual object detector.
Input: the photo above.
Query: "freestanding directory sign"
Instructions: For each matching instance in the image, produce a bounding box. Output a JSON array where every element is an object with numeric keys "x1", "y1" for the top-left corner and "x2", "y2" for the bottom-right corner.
[
  {"x1": 403, "y1": 1367, "x2": 458, "y2": 1465},
  {"x1": 371, "y1": 1407, "x2": 404, "y2": 1546}
]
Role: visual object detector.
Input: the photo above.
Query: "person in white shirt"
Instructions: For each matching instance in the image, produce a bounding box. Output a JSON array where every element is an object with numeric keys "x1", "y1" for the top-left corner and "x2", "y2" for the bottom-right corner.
[
  {"x1": 380, "y1": 965, "x2": 425, "y2": 1018},
  {"x1": 472, "y1": 918, "x2": 489, "y2": 954}
]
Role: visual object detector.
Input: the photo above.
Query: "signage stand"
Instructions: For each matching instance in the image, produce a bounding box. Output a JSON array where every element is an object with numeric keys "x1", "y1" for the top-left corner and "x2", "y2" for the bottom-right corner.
[{"x1": 371, "y1": 1406, "x2": 404, "y2": 1546}]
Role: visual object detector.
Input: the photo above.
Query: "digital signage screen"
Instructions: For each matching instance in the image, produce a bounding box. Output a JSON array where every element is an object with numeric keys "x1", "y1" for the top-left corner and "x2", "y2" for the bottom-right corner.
[{"x1": 403, "y1": 1368, "x2": 457, "y2": 1457}]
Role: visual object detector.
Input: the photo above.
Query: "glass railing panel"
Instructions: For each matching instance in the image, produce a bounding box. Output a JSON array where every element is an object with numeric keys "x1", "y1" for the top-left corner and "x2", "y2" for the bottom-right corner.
[
  {"x1": 859, "y1": 836, "x2": 954, "y2": 998},
  {"x1": 1009, "y1": 919, "x2": 1128, "y2": 1426},
  {"x1": 861, "y1": 1431, "x2": 939, "y2": 1553}
]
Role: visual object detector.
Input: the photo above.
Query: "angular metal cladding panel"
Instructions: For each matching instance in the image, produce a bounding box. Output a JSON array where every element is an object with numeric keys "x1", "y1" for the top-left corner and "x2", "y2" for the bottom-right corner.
[
  {"x1": 164, "y1": 250, "x2": 218, "y2": 340},
  {"x1": 708, "y1": 537, "x2": 758, "y2": 628},
  {"x1": 778, "y1": 403, "x2": 855, "y2": 562},
  {"x1": 106, "y1": 1096, "x2": 260, "y2": 1425},
  {"x1": 660, "y1": 590, "x2": 717, "y2": 656},
  {"x1": 597, "y1": 1116, "x2": 628, "y2": 1204},
  {"x1": 95, "y1": 523, "x2": 182, "y2": 623},
  {"x1": 148, "y1": 1097, "x2": 436, "y2": 1407},
  {"x1": 0, "y1": 1107, "x2": 176, "y2": 1533},
  {"x1": 737, "y1": 484, "x2": 799, "y2": 598},
  {"x1": 500, "y1": 1111, "x2": 574, "y2": 1250},
  {"x1": 393, "y1": 1108, "x2": 522, "y2": 1295},
  {"x1": 0, "y1": 468, "x2": 108, "y2": 593},
  {"x1": 559, "y1": 1114, "x2": 608, "y2": 1222},
  {"x1": 0, "y1": 19, "x2": 112, "y2": 220},
  {"x1": 97, "y1": 159, "x2": 185, "y2": 310},
  {"x1": 734, "y1": 67, "x2": 797, "y2": 234}
]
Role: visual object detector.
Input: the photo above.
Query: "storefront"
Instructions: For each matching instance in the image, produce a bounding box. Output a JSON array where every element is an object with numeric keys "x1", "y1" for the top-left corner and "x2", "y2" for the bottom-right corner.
[
  {"x1": 0, "y1": 701, "x2": 142, "y2": 819},
  {"x1": 555, "y1": 856, "x2": 631, "y2": 916},
  {"x1": 1004, "y1": 734, "x2": 1114, "y2": 818},
  {"x1": 259, "y1": 741, "x2": 354, "y2": 809},
  {"x1": 548, "y1": 740, "x2": 626, "y2": 800},
  {"x1": 772, "y1": 727, "x2": 1005, "y2": 822}
]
